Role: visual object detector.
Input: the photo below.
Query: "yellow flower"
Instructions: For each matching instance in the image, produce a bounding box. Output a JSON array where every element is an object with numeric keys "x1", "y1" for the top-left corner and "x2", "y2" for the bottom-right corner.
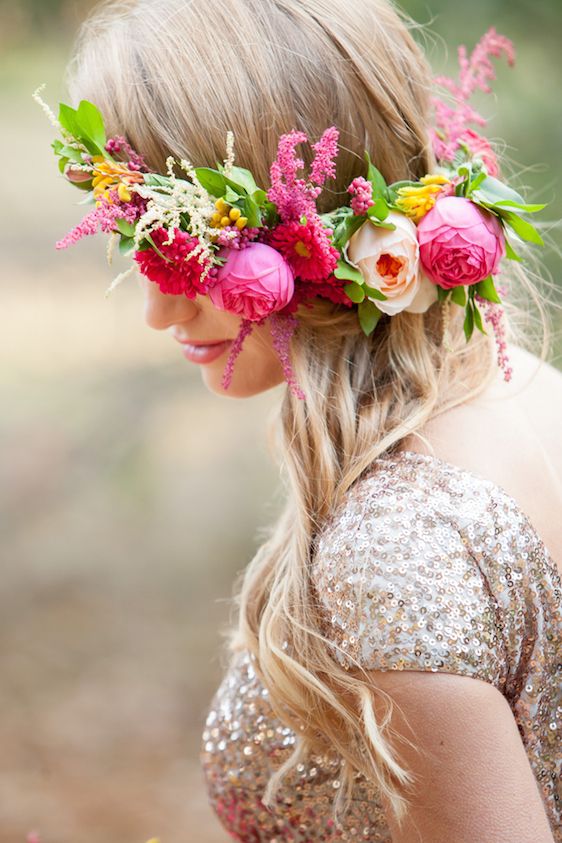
[
  {"x1": 395, "y1": 174, "x2": 450, "y2": 223},
  {"x1": 90, "y1": 155, "x2": 143, "y2": 202}
]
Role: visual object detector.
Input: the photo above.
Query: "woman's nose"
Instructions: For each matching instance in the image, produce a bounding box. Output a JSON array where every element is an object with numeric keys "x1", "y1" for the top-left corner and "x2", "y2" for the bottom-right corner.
[{"x1": 142, "y1": 279, "x2": 199, "y2": 330}]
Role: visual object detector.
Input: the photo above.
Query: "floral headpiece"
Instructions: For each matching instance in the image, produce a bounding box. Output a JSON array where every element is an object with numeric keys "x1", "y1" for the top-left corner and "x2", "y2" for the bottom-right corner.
[{"x1": 35, "y1": 28, "x2": 545, "y2": 400}]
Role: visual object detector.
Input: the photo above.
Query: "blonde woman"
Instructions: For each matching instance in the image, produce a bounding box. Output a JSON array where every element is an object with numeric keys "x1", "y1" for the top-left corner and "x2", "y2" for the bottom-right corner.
[{"x1": 57, "y1": 0, "x2": 562, "y2": 840}]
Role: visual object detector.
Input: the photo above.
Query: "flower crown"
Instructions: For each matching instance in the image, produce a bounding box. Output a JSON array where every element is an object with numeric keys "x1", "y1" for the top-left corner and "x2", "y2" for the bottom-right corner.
[{"x1": 35, "y1": 28, "x2": 546, "y2": 400}]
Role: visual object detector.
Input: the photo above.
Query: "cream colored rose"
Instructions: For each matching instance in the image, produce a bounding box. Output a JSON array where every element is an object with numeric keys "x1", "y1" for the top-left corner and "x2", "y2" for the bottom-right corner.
[{"x1": 344, "y1": 212, "x2": 438, "y2": 316}]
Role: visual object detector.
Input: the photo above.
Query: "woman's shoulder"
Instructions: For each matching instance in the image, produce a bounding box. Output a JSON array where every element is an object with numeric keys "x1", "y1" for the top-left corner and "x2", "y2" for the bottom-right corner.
[{"x1": 310, "y1": 449, "x2": 561, "y2": 690}]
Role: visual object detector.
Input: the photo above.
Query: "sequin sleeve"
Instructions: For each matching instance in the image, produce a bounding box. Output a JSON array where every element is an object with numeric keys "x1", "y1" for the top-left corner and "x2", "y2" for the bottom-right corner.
[{"x1": 311, "y1": 472, "x2": 506, "y2": 687}]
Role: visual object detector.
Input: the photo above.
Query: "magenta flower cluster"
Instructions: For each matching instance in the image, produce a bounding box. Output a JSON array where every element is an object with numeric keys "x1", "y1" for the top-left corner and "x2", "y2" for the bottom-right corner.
[
  {"x1": 104, "y1": 135, "x2": 148, "y2": 172},
  {"x1": 347, "y1": 177, "x2": 374, "y2": 215}
]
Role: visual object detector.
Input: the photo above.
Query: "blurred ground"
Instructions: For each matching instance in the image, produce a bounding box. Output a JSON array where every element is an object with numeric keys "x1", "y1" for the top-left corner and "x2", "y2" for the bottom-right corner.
[{"x1": 1, "y1": 2, "x2": 561, "y2": 842}]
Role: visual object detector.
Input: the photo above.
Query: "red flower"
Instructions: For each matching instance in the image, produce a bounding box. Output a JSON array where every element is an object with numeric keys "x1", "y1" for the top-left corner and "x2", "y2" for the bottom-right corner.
[
  {"x1": 279, "y1": 275, "x2": 354, "y2": 315},
  {"x1": 134, "y1": 227, "x2": 213, "y2": 297},
  {"x1": 266, "y1": 217, "x2": 339, "y2": 282}
]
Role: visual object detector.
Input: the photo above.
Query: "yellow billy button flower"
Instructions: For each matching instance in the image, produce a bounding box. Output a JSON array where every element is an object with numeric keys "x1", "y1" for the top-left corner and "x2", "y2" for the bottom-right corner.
[
  {"x1": 395, "y1": 174, "x2": 451, "y2": 223},
  {"x1": 212, "y1": 198, "x2": 248, "y2": 230}
]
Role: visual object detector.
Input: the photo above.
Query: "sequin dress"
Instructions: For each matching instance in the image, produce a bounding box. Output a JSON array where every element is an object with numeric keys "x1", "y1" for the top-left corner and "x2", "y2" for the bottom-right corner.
[{"x1": 200, "y1": 450, "x2": 562, "y2": 841}]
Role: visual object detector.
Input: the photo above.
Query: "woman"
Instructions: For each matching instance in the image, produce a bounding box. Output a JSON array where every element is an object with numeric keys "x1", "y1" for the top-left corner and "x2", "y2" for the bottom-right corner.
[{"x1": 55, "y1": 0, "x2": 561, "y2": 839}]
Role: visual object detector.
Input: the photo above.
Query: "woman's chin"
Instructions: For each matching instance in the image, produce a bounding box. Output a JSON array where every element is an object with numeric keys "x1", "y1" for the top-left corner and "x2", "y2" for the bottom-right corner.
[{"x1": 200, "y1": 363, "x2": 286, "y2": 399}]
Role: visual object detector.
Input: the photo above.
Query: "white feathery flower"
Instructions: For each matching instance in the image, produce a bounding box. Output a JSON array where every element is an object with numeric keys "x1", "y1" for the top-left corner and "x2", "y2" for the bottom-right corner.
[{"x1": 32, "y1": 83, "x2": 62, "y2": 130}]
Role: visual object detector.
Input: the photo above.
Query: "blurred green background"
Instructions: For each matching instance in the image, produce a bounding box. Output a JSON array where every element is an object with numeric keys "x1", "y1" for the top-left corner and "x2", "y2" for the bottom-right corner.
[{"x1": 1, "y1": 1, "x2": 561, "y2": 842}]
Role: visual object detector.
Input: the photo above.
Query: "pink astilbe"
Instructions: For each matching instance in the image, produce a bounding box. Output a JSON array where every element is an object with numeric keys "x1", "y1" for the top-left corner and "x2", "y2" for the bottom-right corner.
[
  {"x1": 267, "y1": 127, "x2": 340, "y2": 222},
  {"x1": 268, "y1": 312, "x2": 306, "y2": 400},
  {"x1": 105, "y1": 135, "x2": 149, "y2": 172},
  {"x1": 475, "y1": 290, "x2": 513, "y2": 382},
  {"x1": 309, "y1": 126, "x2": 340, "y2": 187},
  {"x1": 220, "y1": 318, "x2": 255, "y2": 391},
  {"x1": 431, "y1": 28, "x2": 516, "y2": 163},
  {"x1": 348, "y1": 177, "x2": 374, "y2": 215},
  {"x1": 55, "y1": 189, "x2": 146, "y2": 250}
]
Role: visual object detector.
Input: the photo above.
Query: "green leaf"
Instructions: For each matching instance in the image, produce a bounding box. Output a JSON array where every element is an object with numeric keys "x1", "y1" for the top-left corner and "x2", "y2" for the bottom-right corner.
[
  {"x1": 472, "y1": 176, "x2": 526, "y2": 208},
  {"x1": 115, "y1": 218, "x2": 136, "y2": 238},
  {"x1": 243, "y1": 194, "x2": 262, "y2": 227},
  {"x1": 194, "y1": 167, "x2": 227, "y2": 197},
  {"x1": 504, "y1": 238, "x2": 522, "y2": 262},
  {"x1": 494, "y1": 200, "x2": 546, "y2": 213},
  {"x1": 118, "y1": 236, "x2": 135, "y2": 257},
  {"x1": 52, "y1": 138, "x2": 64, "y2": 154},
  {"x1": 474, "y1": 275, "x2": 501, "y2": 303},
  {"x1": 58, "y1": 156, "x2": 69, "y2": 174},
  {"x1": 436, "y1": 286, "x2": 450, "y2": 303},
  {"x1": 143, "y1": 173, "x2": 171, "y2": 189},
  {"x1": 367, "y1": 218, "x2": 396, "y2": 232},
  {"x1": 467, "y1": 170, "x2": 487, "y2": 196},
  {"x1": 58, "y1": 103, "x2": 82, "y2": 137},
  {"x1": 76, "y1": 100, "x2": 106, "y2": 150},
  {"x1": 363, "y1": 284, "x2": 388, "y2": 301},
  {"x1": 144, "y1": 231, "x2": 172, "y2": 263},
  {"x1": 252, "y1": 188, "x2": 267, "y2": 205},
  {"x1": 60, "y1": 144, "x2": 85, "y2": 163},
  {"x1": 226, "y1": 166, "x2": 259, "y2": 194},
  {"x1": 332, "y1": 215, "x2": 366, "y2": 252},
  {"x1": 224, "y1": 185, "x2": 241, "y2": 205},
  {"x1": 58, "y1": 102, "x2": 106, "y2": 156},
  {"x1": 501, "y1": 211, "x2": 544, "y2": 246},
  {"x1": 344, "y1": 282, "x2": 366, "y2": 303},
  {"x1": 451, "y1": 285, "x2": 467, "y2": 307},
  {"x1": 334, "y1": 259, "x2": 364, "y2": 284},
  {"x1": 472, "y1": 301, "x2": 486, "y2": 335},
  {"x1": 364, "y1": 150, "x2": 388, "y2": 197},
  {"x1": 358, "y1": 298, "x2": 383, "y2": 336},
  {"x1": 367, "y1": 196, "x2": 390, "y2": 221},
  {"x1": 463, "y1": 302, "x2": 475, "y2": 341}
]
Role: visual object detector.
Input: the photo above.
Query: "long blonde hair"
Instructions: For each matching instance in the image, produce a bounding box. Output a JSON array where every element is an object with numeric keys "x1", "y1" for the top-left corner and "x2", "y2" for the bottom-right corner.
[{"x1": 66, "y1": 0, "x2": 556, "y2": 829}]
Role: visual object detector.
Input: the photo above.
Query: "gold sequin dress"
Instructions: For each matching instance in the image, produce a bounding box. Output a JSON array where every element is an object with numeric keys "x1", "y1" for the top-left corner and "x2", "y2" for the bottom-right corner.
[{"x1": 200, "y1": 450, "x2": 562, "y2": 841}]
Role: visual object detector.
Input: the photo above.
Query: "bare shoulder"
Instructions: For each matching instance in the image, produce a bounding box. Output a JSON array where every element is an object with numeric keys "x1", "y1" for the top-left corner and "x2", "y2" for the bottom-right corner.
[
  {"x1": 400, "y1": 342, "x2": 562, "y2": 574},
  {"x1": 367, "y1": 669, "x2": 555, "y2": 843}
]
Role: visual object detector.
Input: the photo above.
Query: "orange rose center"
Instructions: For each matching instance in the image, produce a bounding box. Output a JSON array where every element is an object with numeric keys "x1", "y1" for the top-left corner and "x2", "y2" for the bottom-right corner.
[
  {"x1": 294, "y1": 241, "x2": 311, "y2": 258},
  {"x1": 376, "y1": 253, "x2": 404, "y2": 282}
]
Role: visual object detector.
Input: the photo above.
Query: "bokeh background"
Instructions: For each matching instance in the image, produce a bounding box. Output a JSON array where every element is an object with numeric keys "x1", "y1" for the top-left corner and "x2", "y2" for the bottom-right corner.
[{"x1": 1, "y1": 1, "x2": 561, "y2": 841}]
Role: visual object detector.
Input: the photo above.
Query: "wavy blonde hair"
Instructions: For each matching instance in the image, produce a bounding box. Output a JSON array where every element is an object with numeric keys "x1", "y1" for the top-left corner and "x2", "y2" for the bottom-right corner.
[{"x1": 66, "y1": 0, "x2": 557, "y2": 830}]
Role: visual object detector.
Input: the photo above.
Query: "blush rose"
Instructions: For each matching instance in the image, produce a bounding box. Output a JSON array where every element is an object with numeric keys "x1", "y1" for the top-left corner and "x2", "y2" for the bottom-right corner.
[
  {"x1": 344, "y1": 211, "x2": 438, "y2": 316},
  {"x1": 417, "y1": 196, "x2": 505, "y2": 290},
  {"x1": 208, "y1": 243, "x2": 295, "y2": 321}
]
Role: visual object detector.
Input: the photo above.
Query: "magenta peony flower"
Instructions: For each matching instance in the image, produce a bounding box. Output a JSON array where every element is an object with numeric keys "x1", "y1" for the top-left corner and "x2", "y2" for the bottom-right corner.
[
  {"x1": 134, "y1": 227, "x2": 212, "y2": 297},
  {"x1": 208, "y1": 243, "x2": 295, "y2": 321},
  {"x1": 417, "y1": 196, "x2": 505, "y2": 289},
  {"x1": 266, "y1": 217, "x2": 339, "y2": 282}
]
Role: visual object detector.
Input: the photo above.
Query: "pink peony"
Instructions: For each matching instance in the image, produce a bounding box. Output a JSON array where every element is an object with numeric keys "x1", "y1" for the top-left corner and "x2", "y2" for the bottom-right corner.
[
  {"x1": 417, "y1": 196, "x2": 505, "y2": 289},
  {"x1": 208, "y1": 243, "x2": 295, "y2": 321}
]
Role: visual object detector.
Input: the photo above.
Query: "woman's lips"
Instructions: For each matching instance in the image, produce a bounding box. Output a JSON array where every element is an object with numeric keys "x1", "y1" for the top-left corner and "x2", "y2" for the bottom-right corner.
[{"x1": 177, "y1": 339, "x2": 233, "y2": 364}]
